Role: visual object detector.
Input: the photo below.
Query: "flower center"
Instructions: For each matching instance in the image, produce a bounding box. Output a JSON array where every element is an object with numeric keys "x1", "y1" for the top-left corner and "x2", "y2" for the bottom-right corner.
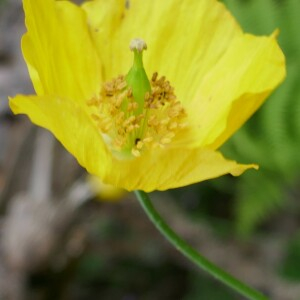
[{"x1": 87, "y1": 39, "x2": 187, "y2": 158}]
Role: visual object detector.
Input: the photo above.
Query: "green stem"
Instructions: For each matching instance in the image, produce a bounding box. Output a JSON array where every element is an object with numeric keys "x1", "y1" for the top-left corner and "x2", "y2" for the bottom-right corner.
[{"x1": 134, "y1": 190, "x2": 268, "y2": 300}]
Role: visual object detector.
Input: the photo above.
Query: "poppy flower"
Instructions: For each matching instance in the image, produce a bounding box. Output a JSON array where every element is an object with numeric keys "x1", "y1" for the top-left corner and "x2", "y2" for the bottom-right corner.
[{"x1": 10, "y1": 0, "x2": 286, "y2": 192}]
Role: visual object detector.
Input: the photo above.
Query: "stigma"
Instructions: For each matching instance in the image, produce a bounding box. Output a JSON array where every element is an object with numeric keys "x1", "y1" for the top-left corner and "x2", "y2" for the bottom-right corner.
[
  {"x1": 87, "y1": 39, "x2": 187, "y2": 158},
  {"x1": 129, "y1": 38, "x2": 147, "y2": 52}
]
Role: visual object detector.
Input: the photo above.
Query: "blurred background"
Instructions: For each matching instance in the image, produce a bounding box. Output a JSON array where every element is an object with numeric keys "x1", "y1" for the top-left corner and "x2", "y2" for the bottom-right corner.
[{"x1": 0, "y1": 0, "x2": 300, "y2": 299}]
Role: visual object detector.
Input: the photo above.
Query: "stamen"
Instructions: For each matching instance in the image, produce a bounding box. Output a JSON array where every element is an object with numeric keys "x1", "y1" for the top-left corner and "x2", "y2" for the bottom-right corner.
[
  {"x1": 152, "y1": 72, "x2": 158, "y2": 82},
  {"x1": 87, "y1": 73, "x2": 187, "y2": 158},
  {"x1": 86, "y1": 39, "x2": 187, "y2": 159}
]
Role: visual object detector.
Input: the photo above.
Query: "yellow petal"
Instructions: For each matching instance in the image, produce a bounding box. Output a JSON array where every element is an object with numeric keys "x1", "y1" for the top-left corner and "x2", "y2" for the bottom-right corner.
[
  {"x1": 22, "y1": 0, "x2": 101, "y2": 102},
  {"x1": 186, "y1": 32, "x2": 286, "y2": 148},
  {"x1": 81, "y1": 0, "x2": 126, "y2": 80},
  {"x1": 106, "y1": 147, "x2": 257, "y2": 192},
  {"x1": 9, "y1": 94, "x2": 110, "y2": 179},
  {"x1": 82, "y1": 0, "x2": 242, "y2": 93},
  {"x1": 210, "y1": 90, "x2": 271, "y2": 150}
]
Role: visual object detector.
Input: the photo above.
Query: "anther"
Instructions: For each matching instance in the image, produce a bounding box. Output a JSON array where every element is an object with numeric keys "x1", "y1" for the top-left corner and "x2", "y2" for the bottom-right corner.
[
  {"x1": 132, "y1": 148, "x2": 141, "y2": 157},
  {"x1": 152, "y1": 72, "x2": 158, "y2": 82}
]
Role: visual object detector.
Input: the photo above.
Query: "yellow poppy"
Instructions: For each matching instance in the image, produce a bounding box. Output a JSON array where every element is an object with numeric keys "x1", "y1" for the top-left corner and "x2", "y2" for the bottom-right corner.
[{"x1": 10, "y1": 0, "x2": 285, "y2": 192}]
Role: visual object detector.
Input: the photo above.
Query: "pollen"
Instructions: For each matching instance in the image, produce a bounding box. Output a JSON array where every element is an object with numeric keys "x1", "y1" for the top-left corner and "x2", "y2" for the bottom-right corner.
[{"x1": 87, "y1": 73, "x2": 187, "y2": 158}]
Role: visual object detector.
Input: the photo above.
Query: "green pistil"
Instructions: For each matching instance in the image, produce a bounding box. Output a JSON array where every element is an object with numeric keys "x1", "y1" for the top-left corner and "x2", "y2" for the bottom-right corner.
[{"x1": 126, "y1": 39, "x2": 151, "y2": 115}]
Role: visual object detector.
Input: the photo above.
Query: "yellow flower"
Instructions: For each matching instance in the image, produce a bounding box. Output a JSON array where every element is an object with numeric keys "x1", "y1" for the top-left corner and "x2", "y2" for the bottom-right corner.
[{"x1": 10, "y1": 0, "x2": 285, "y2": 192}]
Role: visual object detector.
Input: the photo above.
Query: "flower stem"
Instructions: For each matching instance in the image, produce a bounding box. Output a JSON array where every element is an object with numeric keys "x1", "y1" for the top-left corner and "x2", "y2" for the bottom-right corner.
[{"x1": 134, "y1": 190, "x2": 268, "y2": 300}]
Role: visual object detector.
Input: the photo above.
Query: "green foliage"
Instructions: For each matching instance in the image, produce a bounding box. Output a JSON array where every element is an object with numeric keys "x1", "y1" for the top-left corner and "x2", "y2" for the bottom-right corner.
[{"x1": 220, "y1": 0, "x2": 300, "y2": 235}]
